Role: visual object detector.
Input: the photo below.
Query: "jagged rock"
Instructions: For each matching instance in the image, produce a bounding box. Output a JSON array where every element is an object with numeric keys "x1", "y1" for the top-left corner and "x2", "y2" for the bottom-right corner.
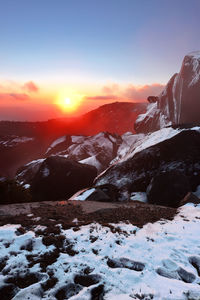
[
  {"x1": 30, "y1": 156, "x2": 97, "y2": 201},
  {"x1": 147, "y1": 96, "x2": 159, "y2": 103},
  {"x1": 135, "y1": 51, "x2": 200, "y2": 133},
  {"x1": 95, "y1": 129, "x2": 200, "y2": 204},
  {"x1": 147, "y1": 171, "x2": 190, "y2": 208}
]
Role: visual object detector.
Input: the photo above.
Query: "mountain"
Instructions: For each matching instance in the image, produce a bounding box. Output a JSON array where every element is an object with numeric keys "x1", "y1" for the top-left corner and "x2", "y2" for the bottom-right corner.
[
  {"x1": 135, "y1": 51, "x2": 200, "y2": 133},
  {"x1": 0, "y1": 102, "x2": 147, "y2": 177}
]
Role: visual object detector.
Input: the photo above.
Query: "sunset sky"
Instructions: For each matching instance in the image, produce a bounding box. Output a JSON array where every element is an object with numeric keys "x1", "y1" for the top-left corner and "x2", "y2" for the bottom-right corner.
[{"x1": 0, "y1": 0, "x2": 200, "y2": 121}]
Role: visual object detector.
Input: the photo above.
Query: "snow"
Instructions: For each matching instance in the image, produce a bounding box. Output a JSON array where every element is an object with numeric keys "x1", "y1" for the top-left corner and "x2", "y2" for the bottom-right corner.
[
  {"x1": 135, "y1": 102, "x2": 157, "y2": 124},
  {"x1": 130, "y1": 192, "x2": 147, "y2": 203},
  {"x1": 1, "y1": 204, "x2": 200, "y2": 299},
  {"x1": 79, "y1": 155, "x2": 102, "y2": 172},
  {"x1": 71, "y1": 188, "x2": 95, "y2": 201},
  {"x1": 0, "y1": 136, "x2": 34, "y2": 147},
  {"x1": 26, "y1": 158, "x2": 45, "y2": 167},
  {"x1": 50, "y1": 136, "x2": 66, "y2": 148},
  {"x1": 121, "y1": 127, "x2": 180, "y2": 162},
  {"x1": 46, "y1": 136, "x2": 66, "y2": 153},
  {"x1": 42, "y1": 167, "x2": 50, "y2": 177},
  {"x1": 71, "y1": 136, "x2": 85, "y2": 143}
]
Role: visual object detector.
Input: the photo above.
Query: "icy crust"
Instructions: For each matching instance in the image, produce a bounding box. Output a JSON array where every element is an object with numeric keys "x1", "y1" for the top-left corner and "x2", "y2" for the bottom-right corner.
[{"x1": 1, "y1": 204, "x2": 200, "y2": 299}]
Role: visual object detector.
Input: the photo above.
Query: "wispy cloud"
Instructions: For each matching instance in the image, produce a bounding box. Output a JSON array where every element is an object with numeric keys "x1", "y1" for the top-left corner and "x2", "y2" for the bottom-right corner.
[
  {"x1": 23, "y1": 81, "x2": 39, "y2": 93},
  {"x1": 0, "y1": 93, "x2": 29, "y2": 101}
]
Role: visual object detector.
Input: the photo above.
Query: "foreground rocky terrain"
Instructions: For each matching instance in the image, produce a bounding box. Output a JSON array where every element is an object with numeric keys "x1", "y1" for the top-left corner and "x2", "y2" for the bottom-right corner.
[{"x1": 0, "y1": 200, "x2": 200, "y2": 299}]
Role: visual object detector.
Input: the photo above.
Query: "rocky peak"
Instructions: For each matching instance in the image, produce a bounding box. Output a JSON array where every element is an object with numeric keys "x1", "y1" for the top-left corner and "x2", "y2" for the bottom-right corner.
[{"x1": 135, "y1": 51, "x2": 200, "y2": 133}]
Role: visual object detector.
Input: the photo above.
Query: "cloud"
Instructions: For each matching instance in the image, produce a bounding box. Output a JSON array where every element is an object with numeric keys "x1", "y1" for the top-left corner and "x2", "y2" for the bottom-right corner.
[
  {"x1": 0, "y1": 93, "x2": 29, "y2": 101},
  {"x1": 85, "y1": 95, "x2": 119, "y2": 101},
  {"x1": 23, "y1": 81, "x2": 39, "y2": 93},
  {"x1": 123, "y1": 83, "x2": 165, "y2": 101},
  {"x1": 100, "y1": 83, "x2": 165, "y2": 102}
]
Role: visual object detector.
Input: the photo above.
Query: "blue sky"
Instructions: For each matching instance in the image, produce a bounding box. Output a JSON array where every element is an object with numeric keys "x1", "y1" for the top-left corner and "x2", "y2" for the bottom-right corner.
[
  {"x1": 0, "y1": 0, "x2": 200, "y2": 84},
  {"x1": 0, "y1": 0, "x2": 200, "y2": 120}
]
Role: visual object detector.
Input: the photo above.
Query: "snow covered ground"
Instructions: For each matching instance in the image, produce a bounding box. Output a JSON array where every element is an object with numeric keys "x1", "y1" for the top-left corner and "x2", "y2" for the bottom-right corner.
[{"x1": 0, "y1": 203, "x2": 200, "y2": 299}]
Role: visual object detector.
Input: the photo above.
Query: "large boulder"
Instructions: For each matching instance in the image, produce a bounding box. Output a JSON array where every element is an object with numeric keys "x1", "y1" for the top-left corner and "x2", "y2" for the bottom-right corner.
[
  {"x1": 135, "y1": 51, "x2": 200, "y2": 133},
  {"x1": 30, "y1": 156, "x2": 97, "y2": 201},
  {"x1": 95, "y1": 128, "x2": 200, "y2": 202},
  {"x1": 146, "y1": 171, "x2": 190, "y2": 208}
]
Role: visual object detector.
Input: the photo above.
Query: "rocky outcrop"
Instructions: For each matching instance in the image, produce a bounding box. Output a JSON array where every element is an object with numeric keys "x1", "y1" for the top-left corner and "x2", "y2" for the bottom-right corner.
[
  {"x1": 135, "y1": 51, "x2": 200, "y2": 133},
  {"x1": 146, "y1": 171, "x2": 190, "y2": 208},
  {"x1": 95, "y1": 128, "x2": 200, "y2": 204},
  {"x1": 16, "y1": 131, "x2": 142, "y2": 185},
  {"x1": 30, "y1": 156, "x2": 97, "y2": 201}
]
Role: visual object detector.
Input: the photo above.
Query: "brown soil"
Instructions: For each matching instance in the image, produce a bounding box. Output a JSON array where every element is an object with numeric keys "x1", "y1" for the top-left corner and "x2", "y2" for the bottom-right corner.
[{"x1": 0, "y1": 200, "x2": 177, "y2": 230}]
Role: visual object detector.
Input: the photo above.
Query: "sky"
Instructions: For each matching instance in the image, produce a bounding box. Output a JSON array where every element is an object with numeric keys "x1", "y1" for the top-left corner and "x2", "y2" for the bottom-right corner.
[{"x1": 0, "y1": 0, "x2": 200, "y2": 121}]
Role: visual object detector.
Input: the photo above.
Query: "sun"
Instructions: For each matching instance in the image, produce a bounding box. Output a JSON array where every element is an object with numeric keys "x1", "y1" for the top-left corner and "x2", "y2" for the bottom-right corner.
[
  {"x1": 55, "y1": 90, "x2": 84, "y2": 113},
  {"x1": 64, "y1": 98, "x2": 71, "y2": 105}
]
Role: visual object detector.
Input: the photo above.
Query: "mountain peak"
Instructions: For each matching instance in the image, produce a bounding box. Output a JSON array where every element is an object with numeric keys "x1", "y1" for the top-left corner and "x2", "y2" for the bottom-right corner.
[{"x1": 135, "y1": 51, "x2": 200, "y2": 133}]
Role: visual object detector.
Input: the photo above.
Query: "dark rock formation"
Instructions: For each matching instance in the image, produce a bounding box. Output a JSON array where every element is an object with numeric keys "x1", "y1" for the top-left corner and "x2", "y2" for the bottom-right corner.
[
  {"x1": 87, "y1": 184, "x2": 119, "y2": 202},
  {"x1": 95, "y1": 129, "x2": 200, "y2": 205},
  {"x1": 146, "y1": 171, "x2": 190, "y2": 208},
  {"x1": 147, "y1": 96, "x2": 159, "y2": 103},
  {"x1": 30, "y1": 156, "x2": 97, "y2": 201},
  {"x1": 135, "y1": 51, "x2": 200, "y2": 133}
]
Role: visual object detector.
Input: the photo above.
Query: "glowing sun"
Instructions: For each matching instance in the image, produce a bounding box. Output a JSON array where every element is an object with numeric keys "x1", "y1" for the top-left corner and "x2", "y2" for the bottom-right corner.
[
  {"x1": 64, "y1": 98, "x2": 71, "y2": 105},
  {"x1": 55, "y1": 90, "x2": 84, "y2": 113}
]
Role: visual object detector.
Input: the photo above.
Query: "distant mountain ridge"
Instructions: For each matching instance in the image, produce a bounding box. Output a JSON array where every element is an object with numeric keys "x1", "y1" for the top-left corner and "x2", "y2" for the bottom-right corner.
[
  {"x1": 135, "y1": 51, "x2": 200, "y2": 133},
  {"x1": 0, "y1": 101, "x2": 147, "y2": 177}
]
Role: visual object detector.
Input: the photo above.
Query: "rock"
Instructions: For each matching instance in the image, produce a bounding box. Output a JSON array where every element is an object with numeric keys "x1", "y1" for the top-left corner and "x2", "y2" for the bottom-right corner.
[
  {"x1": 55, "y1": 283, "x2": 82, "y2": 300},
  {"x1": 95, "y1": 129, "x2": 200, "y2": 202},
  {"x1": 16, "y1": 159, "x2": 44, "y2": 185},
  {"x1": 147, "y1": 171, "x2": 190, "y2": 208},
  {"x1": 91, "y1": 284, "x2": 105, "y2": 300},
  {"x1": 86, "y1": 189, "x2": 111, "y2": 202},
  {"x1": 74, "y1": 274, "x2": 101, "y2": 287},
  {"x1": 147, "y1": 96, "x2": 159, "y2": 103},
  {"x1": 107, "y1": 257, "x2": 145, "y2": 271},
  {"x1": 189, "y1": 256, "x2": 200, "y2": 276},
  {"x1": 30, "y1": 156, "x2": 97, "y2": 201},
  {"x1": 179, "y1": 192, "x2": 200, "y2": 206},
  {"x1": 156, "y1": 267, "x2": 196, "y2": 283},
  {"x1": 87, "y1": 184, "x2": 119, "y2": 202},
  {"x1": 135, "y1": 51, "x2": 200, "y2": 133},
  {"x1": 177, "y1": 267, "x2": 196, "y2": 283}
]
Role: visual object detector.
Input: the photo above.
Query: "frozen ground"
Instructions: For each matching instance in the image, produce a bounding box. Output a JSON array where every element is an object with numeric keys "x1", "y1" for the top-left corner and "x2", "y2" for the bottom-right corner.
[{"x1": 0, "y1": 203, "x2": 200, "y2": 299}]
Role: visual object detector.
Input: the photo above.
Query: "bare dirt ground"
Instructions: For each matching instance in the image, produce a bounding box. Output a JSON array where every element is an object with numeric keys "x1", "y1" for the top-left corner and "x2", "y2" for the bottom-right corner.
[{"x1": 0, "y1": 199, "x2": 177, "y2": 230}]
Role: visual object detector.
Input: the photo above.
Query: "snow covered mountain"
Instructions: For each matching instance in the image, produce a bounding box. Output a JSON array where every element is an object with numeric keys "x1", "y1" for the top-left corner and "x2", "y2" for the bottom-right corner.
[{"x1": 135, "y1": 51, "x2": 200, "y2": 133}]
